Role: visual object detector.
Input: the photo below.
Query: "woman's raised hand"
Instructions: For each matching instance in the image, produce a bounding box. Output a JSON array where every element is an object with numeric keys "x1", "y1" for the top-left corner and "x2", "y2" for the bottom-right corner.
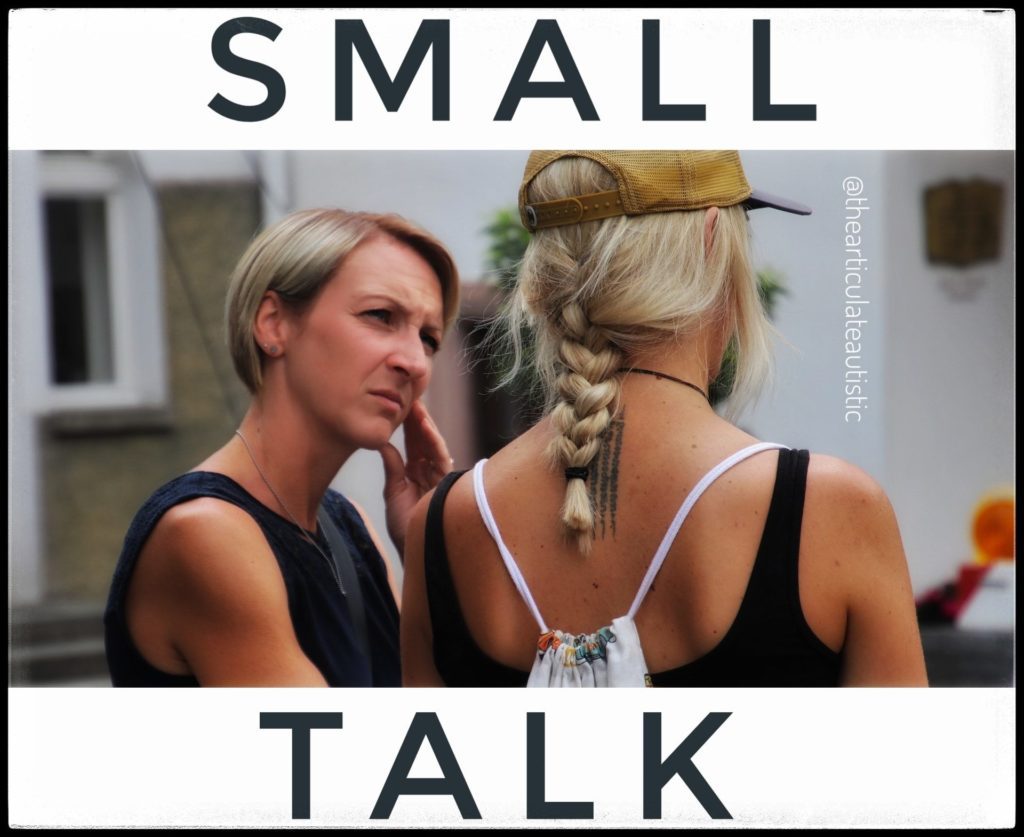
[{"x1": 378, "y1": 400, "x2": 454, "y2": 558}]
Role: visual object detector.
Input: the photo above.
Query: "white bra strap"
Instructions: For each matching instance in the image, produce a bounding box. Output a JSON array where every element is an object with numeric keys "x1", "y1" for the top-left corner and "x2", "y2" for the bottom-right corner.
[
  {"x1": 626, "y1": 442, "x2": 789, "y2": 619},
  {"x1": 472, "y1": 460, "x2": 549, "y2": 633}
]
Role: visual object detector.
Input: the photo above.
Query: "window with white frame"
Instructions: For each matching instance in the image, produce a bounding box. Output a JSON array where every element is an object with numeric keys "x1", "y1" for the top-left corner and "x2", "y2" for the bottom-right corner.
[
  {"x1": 34, "y1": 151, "x2": 168, "y2": 413},
  {"x1": 44, "y1": 195, "x2": 115, "y2": 384}
]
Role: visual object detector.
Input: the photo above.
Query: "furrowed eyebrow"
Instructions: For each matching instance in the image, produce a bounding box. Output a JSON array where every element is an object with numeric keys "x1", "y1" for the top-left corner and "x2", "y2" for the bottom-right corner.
[{"x1": 358, "y1": 294, "x2": 443, "y2": 334}]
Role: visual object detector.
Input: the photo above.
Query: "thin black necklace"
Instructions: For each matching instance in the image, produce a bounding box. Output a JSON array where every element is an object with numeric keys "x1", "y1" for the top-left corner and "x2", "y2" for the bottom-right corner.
[{"x1": 618, "y1": 367, "x2": 709, "y2": 402}]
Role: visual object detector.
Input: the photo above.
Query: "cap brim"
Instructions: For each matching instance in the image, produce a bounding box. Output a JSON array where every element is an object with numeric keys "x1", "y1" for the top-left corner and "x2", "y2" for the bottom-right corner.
[{"x1": 744, "y1": 189, "x2": 812, "y2": 216}]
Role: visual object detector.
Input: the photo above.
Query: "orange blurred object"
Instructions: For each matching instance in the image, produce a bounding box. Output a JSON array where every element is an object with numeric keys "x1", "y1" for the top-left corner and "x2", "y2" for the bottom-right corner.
[{"x1": 972, "y1": 494, "x2": 1015, "y2": 563}]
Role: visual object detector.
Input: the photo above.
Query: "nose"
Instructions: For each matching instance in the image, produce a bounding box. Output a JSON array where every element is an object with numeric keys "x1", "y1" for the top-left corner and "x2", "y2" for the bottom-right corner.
[{"x1": 388, "y1": 329, "x2": 430, "y2": 383}]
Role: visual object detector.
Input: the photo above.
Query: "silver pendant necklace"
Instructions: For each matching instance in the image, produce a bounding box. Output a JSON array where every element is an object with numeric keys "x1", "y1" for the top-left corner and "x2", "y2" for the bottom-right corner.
[{"x1": 234, "y1": 429, "x2": 346, "y2": 596}]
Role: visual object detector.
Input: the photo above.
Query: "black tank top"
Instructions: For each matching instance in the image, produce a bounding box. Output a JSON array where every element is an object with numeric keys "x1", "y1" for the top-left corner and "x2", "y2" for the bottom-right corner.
[
  {"x1": 104, "y1": 471, "x2": 400, "y2": 687},
  {"x1": 424, "y1": 448, "x2": 841, "y2": 687}
]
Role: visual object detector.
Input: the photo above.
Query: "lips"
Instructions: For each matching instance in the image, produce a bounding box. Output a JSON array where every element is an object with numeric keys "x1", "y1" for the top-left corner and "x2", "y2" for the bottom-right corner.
[{"x1": 370, "y1": 389, "x2": 404, "y2": 412}]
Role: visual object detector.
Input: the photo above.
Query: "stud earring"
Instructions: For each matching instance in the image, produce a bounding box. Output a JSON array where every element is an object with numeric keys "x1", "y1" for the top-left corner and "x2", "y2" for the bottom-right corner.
[{"x1": 266, "y1": 345, "x2": 279, "y2": 355}]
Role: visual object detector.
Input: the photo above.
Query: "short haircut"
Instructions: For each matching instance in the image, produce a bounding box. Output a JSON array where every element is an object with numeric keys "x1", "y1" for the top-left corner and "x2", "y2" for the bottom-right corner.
[{"x1": 225, "y1": 208, "x2": 460, "y2": 394}]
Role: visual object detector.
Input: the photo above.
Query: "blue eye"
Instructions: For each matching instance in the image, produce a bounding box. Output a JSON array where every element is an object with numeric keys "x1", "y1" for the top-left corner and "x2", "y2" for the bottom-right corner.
[{"x1": 365, "y1": 309, "x2": 391, "y2": 323}]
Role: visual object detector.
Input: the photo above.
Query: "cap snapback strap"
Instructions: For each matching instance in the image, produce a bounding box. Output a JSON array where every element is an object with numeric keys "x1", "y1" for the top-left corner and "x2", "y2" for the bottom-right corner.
[{"x1": 523, "y1": 189, "x2": 624, "y2": 230}]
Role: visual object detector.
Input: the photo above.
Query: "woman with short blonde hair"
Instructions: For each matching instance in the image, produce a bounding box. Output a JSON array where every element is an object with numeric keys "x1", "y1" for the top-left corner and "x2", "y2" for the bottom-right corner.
[
  {"x1": 106, "y1": 207, "x2": 459, "y2": 686},
  {"x1": 226, "y1": 209, "x2": 460, "y2": 394}
]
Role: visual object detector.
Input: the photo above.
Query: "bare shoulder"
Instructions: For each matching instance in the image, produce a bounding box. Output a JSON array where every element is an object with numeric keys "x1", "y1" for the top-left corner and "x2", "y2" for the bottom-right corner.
[
  {"x1": 803, "y1": 454, "x2": 902, "y2": 561},
  {"x1": 802, "y1": 454, "x2": 927, "y2": 685},
  {"x1": 129, "y1": 496, "x2": 326, "y2": 685},
  {"x1": 806, "y1": 453, "x2": 891, "y2": 507},
  {"x1": 143, "y1": 497, "x2": 282, "y2": 596},
  {"x1": 131, "y1": 497, "x2": 290, "y2": 643},
  {"x1": 152, "y1": 495, "x2": 262, "y2": 544}
]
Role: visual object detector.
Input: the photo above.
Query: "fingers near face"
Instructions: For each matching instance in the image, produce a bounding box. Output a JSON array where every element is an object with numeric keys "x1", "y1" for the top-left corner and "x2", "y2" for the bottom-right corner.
[{"x1": 397, "y1": 400, "x2": 452, "y2": 489}]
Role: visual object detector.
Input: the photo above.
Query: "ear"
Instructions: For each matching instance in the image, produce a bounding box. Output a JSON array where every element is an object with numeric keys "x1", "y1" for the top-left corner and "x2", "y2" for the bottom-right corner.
[
  {"x1": 703, "y1": 206, "x2": 720, "y2": 258},
  {"x1": 253, "y1": 290, "x2": 288, "y2": 357}
]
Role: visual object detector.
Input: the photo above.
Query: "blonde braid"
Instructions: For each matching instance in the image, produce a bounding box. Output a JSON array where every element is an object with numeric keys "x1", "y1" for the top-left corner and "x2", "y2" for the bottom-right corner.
[
  {"x1": 549, "y1": 301, "x2": 624, "y2": 554},
  {"x1": 504, "y1": 155, "x2": 769, "y2": 553}
]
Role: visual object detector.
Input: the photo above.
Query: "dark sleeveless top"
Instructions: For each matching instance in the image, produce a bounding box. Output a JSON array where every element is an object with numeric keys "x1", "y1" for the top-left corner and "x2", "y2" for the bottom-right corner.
[
  {"x1": 424, "y1": 448, "x2": 842, "y2": 687},
  {"x1": 104, "y1": 471, "x2": 400, "y2": 687}
]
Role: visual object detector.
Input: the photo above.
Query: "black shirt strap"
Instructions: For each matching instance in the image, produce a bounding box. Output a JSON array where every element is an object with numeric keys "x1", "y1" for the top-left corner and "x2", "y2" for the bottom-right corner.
[
  {"x1": 318, "y1": 506, "x2": 370, "y2": 663},
  {"x1": 426, "y1": 470, "x2": 467, "y2": 563}
]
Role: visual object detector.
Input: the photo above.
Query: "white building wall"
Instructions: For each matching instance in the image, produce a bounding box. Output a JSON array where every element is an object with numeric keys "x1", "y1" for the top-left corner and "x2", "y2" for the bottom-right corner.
[
  {"x1": 288, "y1": 150, "x2": 528, "y2": 281},
  {"x1": 881, "y1": 151, "x2": 1014, "y2": 591},
  {"x1": 10, "y1": 153, "x2": 48, "y2": 604},
  {"x1": 738, "y1": 151, "x2": 890, "y2": 483}
]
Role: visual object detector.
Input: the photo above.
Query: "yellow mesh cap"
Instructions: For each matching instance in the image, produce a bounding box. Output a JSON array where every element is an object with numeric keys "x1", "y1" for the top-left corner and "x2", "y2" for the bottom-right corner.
[{"x1": 519, "y1": 150, "x2": 809, "y2": 231}]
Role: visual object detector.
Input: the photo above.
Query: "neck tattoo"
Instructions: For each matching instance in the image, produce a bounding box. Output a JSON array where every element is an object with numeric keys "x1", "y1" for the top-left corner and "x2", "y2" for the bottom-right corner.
[
  {"x1": 234, "y1": 429, "x2": 345, "y2": 596},
  {"x1": 618, "y1": 367, "x2": 709, "y2": 402}
]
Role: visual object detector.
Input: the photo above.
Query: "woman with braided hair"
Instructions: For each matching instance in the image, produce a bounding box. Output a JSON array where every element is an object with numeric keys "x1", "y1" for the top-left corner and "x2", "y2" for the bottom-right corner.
[{"x1": 401, "y1": 151, "x2": 927, "y2": 687}]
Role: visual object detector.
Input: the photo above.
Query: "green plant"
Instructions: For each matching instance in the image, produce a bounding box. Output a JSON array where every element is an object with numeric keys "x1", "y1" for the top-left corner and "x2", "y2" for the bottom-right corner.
[
  {"x1": 709, "y1": 268, "x2": 787, "y2": 406},
  {"x1": 484, "y1": 208, "x2": 531, "y2": 291}
]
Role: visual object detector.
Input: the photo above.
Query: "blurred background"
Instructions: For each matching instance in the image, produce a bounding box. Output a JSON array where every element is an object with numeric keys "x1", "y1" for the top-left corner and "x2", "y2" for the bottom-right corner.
[{"x1": 8, "y1": 150, "x2": 1014, "y2": 685}]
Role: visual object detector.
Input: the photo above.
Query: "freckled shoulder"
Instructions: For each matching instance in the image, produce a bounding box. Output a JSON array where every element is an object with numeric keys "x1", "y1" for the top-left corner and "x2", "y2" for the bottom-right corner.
[
  {"x1": 801, "y1": 453, "x2": 926, "y2": 684},
  {"x1": 803, "y1": 454, "x2": 897, "y2": 551}
]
